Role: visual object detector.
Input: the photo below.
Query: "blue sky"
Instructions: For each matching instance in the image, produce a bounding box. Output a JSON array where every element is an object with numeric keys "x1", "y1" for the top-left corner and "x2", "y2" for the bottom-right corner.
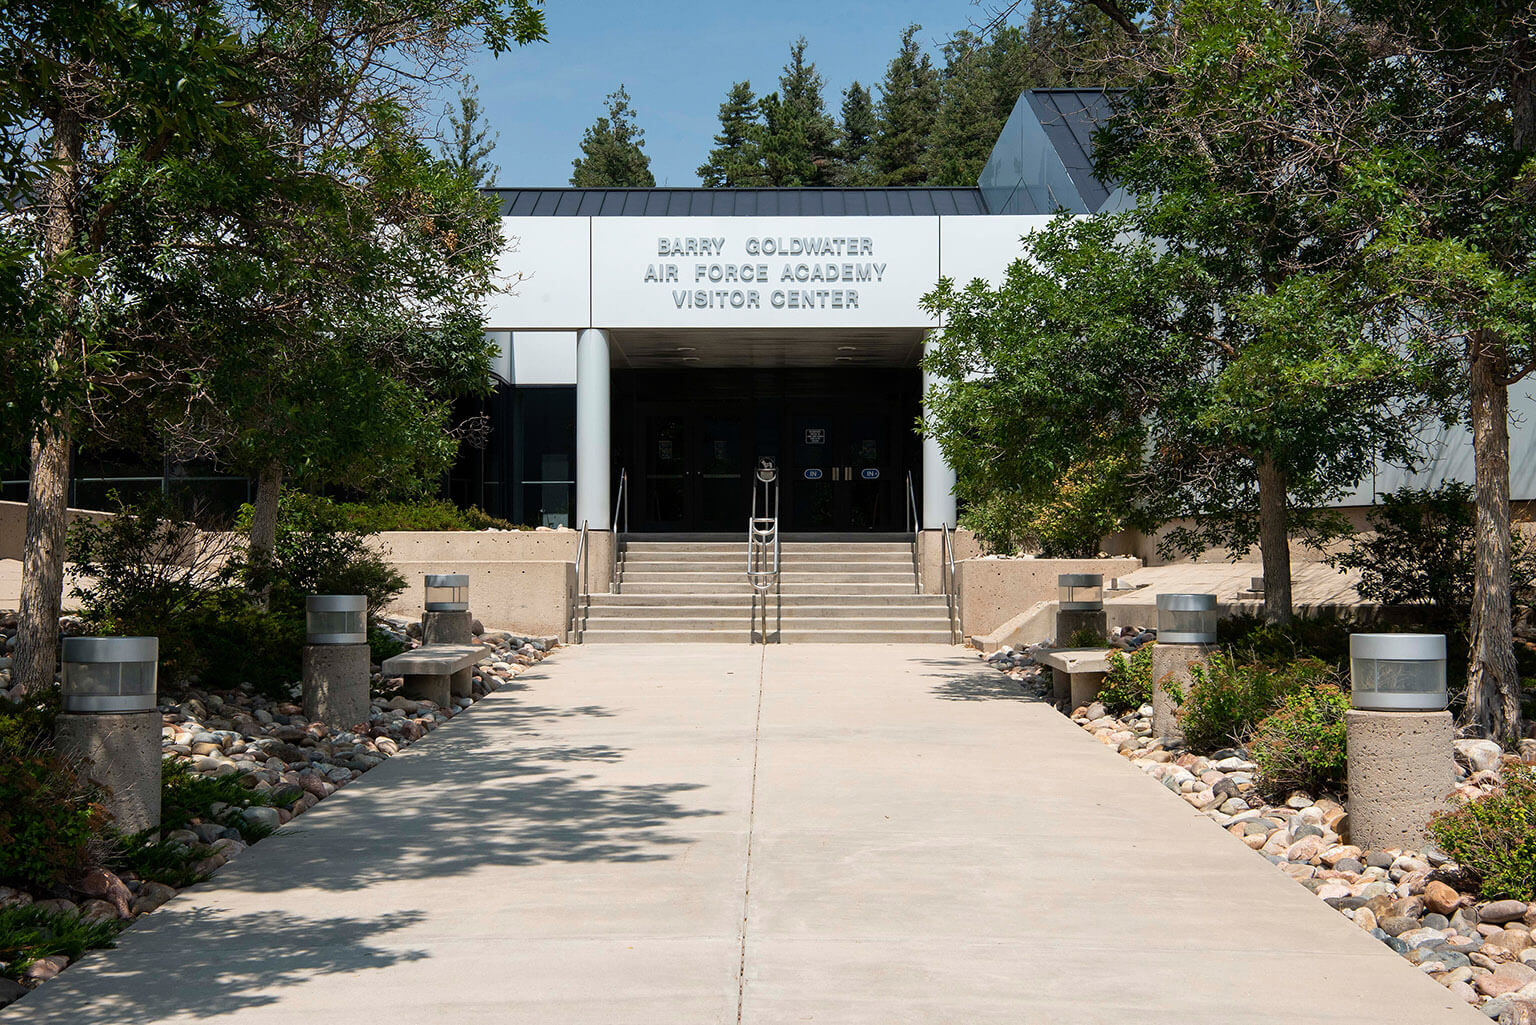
[{"x1": 441, "y1": 1, "x2": 981, "y2": 187}]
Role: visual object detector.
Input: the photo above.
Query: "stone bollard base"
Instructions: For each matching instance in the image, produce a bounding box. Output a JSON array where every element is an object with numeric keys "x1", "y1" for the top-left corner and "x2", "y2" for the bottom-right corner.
[
  {"x1": 1345, "y1": 708, "x2": 1455, "y2": 852},
  {"x1": 56, "y1": 710, "x2": 162, "y2": 834},
  {"x1": 303, "y1": 643, "x2": 372, "y2": 731},
  {"x1": 423, "y1": 610, "x2": 473, "y2": 646},
  {"x1": 1055, "y1": 608, "x2": 1107, "y2": 646},
  {"x1": 1151, "y1": 643, "x2": 1209, "y2": 743}
]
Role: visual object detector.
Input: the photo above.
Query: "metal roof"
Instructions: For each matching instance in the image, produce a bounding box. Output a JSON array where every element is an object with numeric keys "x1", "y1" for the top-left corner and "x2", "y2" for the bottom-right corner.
[
  {"x1": 488, "y1": 187, "x2": 990, "y2": 217},
  {"x1": 1024, "y1": 89, "x2": 1117, "y2": 213}
]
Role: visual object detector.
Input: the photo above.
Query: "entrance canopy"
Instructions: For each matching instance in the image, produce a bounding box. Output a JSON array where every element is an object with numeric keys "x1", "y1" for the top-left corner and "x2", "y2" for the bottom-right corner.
[{"x1": 606, "y1": 327, "x2": 926, "y2": 370}]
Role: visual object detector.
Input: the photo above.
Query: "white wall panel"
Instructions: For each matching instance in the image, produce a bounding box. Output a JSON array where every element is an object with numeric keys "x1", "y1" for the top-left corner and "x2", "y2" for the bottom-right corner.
[
  {"x1": 485, "y1": 218, "x2": 590, "y2": 329},
  {"x1": 510, "y1": 331, "x2": 577, "y2": 385},
  {"x1": 590, "y1": 216, "x2": 940, "y2": 329},
  {"x1": 938, "y1": 215, "x2": 1053, "y2": 291}
]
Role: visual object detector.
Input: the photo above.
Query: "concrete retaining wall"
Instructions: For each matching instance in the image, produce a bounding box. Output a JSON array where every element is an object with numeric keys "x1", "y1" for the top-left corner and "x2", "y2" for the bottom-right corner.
[
  {"x1": 0, "y1": 501, "x2": 113, "y2": 561},
  {"x1": 954, "y1": 556, "x2": 1142, "y2": 639}
]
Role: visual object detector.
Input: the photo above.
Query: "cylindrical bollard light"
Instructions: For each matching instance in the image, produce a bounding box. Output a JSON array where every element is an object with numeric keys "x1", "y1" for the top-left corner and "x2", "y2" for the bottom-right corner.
[
  {"x1": 1150, "y1": 594, "x2": 1218, "y2": 742},
  {"x1": 56, "y1": 637, "x2": 162, "y2": 833},
  {"x1": 1055, "y1": 573, "x2": 1107, "y2": 646},
  {"x1": 302, "y1": 595, "x2": 372, "y2": 730},
  {"x1": 422, "y1": 573, "x2": 473, "y2": 645},
  {"x1": 1345, "y1": 633, "x2": 1454, "y2": 851}
]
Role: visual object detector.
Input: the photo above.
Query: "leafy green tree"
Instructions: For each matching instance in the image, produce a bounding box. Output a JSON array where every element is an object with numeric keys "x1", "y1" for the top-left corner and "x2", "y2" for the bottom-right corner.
[
  {"x1": 441, "y1": 81, "x2": 501, "y2": 187},
  {"x1": 571, "y1": 85, "x2": 655, "y2": 187},
  {"x1": 3, "y1": 0, "x2": 547, "y2": 696},
  {"x1": 759, "y1": 38, "x2": 837, "y2": 186},
  {"x1": 872, "y1": 25, "x2": 941, "y2": 185},
  {"x1": 697, "y1": 81, "x2": 767, "y2": 187},
  {"x1": 1333, "y1": 0, "x2": 1536, "y2": 739}
]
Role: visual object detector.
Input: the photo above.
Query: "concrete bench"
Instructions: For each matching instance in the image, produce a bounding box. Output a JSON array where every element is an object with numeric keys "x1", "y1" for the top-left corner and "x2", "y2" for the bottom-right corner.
[
  {"x1": 380, "y1": 644, "x2": 484, "y2": 707},
  {"x1": 1036, "y1": 648, "x2": 1112, "y2": 709}
]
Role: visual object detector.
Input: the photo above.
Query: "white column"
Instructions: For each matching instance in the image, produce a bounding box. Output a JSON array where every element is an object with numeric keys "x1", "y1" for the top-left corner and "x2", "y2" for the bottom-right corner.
[
  {"x1": 576, "y1": 328, "x2": 611, "y2": 529},
  {"x1": 921, "y1": 334, "x2": 957, "y2": 529}
]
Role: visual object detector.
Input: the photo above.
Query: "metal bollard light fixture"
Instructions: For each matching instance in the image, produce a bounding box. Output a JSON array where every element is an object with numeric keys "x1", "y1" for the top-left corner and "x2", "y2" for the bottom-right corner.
[
  {"x1": 306, "y1": 595, "x2": 368, "y2": 645},
  {"x1": 1348, "y1": 633, "x2": 1447, "y2": 711},
  {"x1": 60, "y1": 636, "x2": 159, "y2": 713},
  {"x1": 1156, "y1": 593, "x2": 1219, "y2": 645},
  {"x1": 424, "y1": 573, "x2": 470, "y2": 612},
  {"x1": 1058, "y1": 573, "x2": 1104, "y2": 612}
]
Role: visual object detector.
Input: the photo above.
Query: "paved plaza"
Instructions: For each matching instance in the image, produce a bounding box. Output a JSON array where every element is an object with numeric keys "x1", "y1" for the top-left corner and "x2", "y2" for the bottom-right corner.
[{"x1": 4, "y1": 645, "x2": 1480, "y2": 1023}]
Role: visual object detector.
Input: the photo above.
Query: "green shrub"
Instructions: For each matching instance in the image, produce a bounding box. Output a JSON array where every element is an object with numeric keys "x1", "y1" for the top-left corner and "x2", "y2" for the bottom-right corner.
[
  {"x1": 234, "y1": 492, "x2": 406, "y2": 620},
  {"x1": 1250, "y1": 683, "x2": 1350, "y2": 799},
  {"x1": 1429, "y1": 765, "x2": 1536, "y2": 901},
  {"x1": 236, "y1": 492, "x2": 518, "y2": 534},
  {"x1": 159, "y1": 759, "x2": 273, "y2": 845},
  {"x1": 0, "y1": 904, "x2": 120, "y2": 980},
  {"x1": 1099, "y1": 645, "x2": 1154, "y2": 714},
  {"x1": 0, "y1": 694, "x2": 58, "y2": 754},
  {"x1": 368, "y1": 625, "x2": 407, "y2": 664},
  {"x1": 1064, "y1": 626, "x2": 1107, "y2": 648},
  {"x1": 1176, "y1": 654, "x2": 1340, "y2": 753},
  {"x1": 1216, "y1": 613, "x2": 1353, "y2": 672},
  {"x1": 0, "y1": 749, "x2": 106, "y2": 890}
]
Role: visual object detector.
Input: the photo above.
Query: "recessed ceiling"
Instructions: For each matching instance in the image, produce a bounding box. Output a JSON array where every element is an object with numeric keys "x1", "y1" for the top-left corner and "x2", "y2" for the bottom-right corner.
[{"x1": 609, "y1": 328, "x2": 926, "y2": 369}]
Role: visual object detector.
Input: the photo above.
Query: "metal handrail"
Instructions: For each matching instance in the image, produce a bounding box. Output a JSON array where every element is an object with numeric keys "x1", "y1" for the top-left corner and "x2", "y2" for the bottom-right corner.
[
  {"x1": 905, "y1": 471, "x2": 922, "y2": 593},
  {"x1": 747, "y1": 472, "x2": 780, "y2": 594},
  {"x1": 941, "y1": 520, "x2": 960, "y2": 644},
  {"x1": 610, "y1": 468, "x2": 628, "y2": 594},
  {"x1": 572, "y1": 518, "x2": 590, "y2": 641}
]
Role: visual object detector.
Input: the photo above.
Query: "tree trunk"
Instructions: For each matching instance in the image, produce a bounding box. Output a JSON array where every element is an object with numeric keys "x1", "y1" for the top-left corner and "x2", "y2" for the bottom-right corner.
[
  {"x1": 245, "y1": 467, "x2": 285, "y2": 608},
  {"x1": 1466, "y1": 335, "x2": 1521, "y2": 741},
  {"x1": 1255, "y1": 456, "x2": 1294, "y2": 625},
  {"x1": 11, "y1": 110, "x2": 83, "y2": 697}
]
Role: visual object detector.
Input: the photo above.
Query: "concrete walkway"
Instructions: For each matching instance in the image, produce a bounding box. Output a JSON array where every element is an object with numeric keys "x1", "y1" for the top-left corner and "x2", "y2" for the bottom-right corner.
[{"x1": 6, "y1": 645, "x2": 1480, "y2": 1024}]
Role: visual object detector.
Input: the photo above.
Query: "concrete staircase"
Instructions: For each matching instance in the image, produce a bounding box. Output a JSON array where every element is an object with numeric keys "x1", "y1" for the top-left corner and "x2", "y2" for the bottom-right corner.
[{"x1": 579, "y1": 537, "x2": 955, "y2": 644}]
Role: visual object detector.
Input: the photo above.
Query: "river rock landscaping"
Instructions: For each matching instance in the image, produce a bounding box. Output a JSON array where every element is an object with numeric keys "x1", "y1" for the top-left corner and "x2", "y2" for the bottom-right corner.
[
  {"x1": 0, "y1": 611, "x2": 554, "y2": 1010},
  {"x1": 983, "y1": 627, "x2": 1536, "y2": 1021}
]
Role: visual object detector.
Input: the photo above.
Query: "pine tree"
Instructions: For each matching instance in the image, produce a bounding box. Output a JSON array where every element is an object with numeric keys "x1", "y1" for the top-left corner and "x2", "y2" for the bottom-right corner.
[
  {"x1": 570, "y1": 85, "x2": 655, "y2": 187},
  {"x1": 697, "y1": 81, "x2": 767, "y2": 187},
  {"x1": 441, "y1": 81, "x2": 500, "y2": 186},
  {"x1": 758, "y1": 38, "x2": 837, "y2": 186},
  {"x1": 924, "y1": 27, "x2": 1034, "y2": 186},
  {"x1": 829, "y1": 81, "x2": 877, "y2": 185},
  {"x1": 872, "y1": 24, "x2": 941, "y2": 185}
]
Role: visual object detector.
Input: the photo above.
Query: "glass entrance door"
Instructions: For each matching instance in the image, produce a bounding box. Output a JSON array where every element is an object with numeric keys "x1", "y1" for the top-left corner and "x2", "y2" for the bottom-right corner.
[
  {"x1": 638, "y1": 411, "x2": 748, "y2": 531},
  {"x1": 785, "y1": 411, "x2": 897, "y2": 531}
]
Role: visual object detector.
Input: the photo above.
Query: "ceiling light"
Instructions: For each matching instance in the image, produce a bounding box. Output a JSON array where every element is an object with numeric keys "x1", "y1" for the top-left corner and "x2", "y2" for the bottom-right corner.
[
  {"x1": 837, "y1": 345, "x2": 858, "y2": 351},
  {"x1": 674, "y1": 346, "x2": 696, "y2": 353}
]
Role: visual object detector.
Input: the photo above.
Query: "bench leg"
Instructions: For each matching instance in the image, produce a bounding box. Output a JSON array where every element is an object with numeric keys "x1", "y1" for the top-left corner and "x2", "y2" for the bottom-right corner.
[
  {"x1": 1070, "y1": 670, "x2": 1108, "y2": 712},
  {"x1": 450, "y1": 666, "x2": 474, "y2": 699},
  {"x1": 401, "y1": 673, "x2": 451, "y2": 708},
  {"x1": 1052, "y1": 667, "x2": 1071, "y2": 704}
]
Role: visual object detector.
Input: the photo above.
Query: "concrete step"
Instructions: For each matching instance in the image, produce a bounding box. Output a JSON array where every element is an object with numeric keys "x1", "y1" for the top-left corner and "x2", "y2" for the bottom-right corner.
[
  {"x1": 584, "y1": 614, "x2": 953, "y2": 631},
  {"x1": 621, "y1": 542, "x2": 913, "y2": 555},
  {"x1": 612, "y1": 582, "x2": 922, "y2": 596},
  {"x1": 580, "y1": 628, "x2": 957, "y2": 644},
  {"x1": 588, "y1": 593, "x2": 947, "y2": 607},
  {"x1": 618, "y1": 571, "x2": 916, "y2": 585},
  {"x1": 586, "y1": 604, "x2": 949, "y2": 620},
  {"x1": 619, "y1": 554, "x2": 915, "y2": 568}
]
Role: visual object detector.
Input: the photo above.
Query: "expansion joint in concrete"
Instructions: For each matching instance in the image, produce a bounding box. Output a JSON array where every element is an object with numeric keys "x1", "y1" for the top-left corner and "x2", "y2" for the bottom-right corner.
[{"x1": 736, "y1": 644, "x2": 766, "y2": 1025}]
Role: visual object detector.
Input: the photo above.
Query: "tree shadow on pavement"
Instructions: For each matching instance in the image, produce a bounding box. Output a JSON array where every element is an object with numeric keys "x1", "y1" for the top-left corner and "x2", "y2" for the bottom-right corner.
[
  {"x1": 205, "y1": 665, "x2": 727, "y2": 893},
  {"x1": 915, "y1": 659, "x2": 1047, "y2": 702},
  {"x1": 6, "y1": 908, "x2": 428, "y2": 1024}
]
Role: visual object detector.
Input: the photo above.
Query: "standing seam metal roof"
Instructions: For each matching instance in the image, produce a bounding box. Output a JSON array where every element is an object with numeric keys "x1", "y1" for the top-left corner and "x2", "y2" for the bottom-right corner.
[
  {"x1": 1024, "y1": 89, "x2": 1117, "y2": 212},
  {"x1": 487, "y1": 187, "x2": 990, "y2": 217}
]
